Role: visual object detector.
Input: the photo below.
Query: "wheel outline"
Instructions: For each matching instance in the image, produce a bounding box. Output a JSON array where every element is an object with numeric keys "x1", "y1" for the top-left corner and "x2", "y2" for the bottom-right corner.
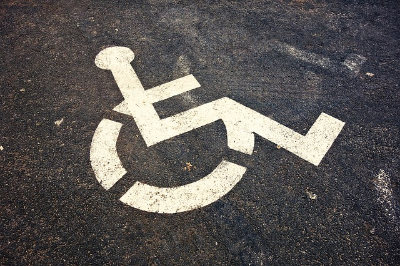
[{"x1": 90, "y1": 117, "x2": 247, "y2": 213}]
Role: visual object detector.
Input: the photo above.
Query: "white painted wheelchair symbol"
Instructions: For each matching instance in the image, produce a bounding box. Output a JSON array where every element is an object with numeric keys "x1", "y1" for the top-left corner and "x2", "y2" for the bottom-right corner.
[{"x1": 90, "y1": 47, "x2": 345, "y2": 213}]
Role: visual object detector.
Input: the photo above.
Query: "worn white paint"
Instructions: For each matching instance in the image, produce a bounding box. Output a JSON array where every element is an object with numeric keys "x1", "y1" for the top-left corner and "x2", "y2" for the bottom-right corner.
[
  {"x1": 373, "y1": 170, "x2": 399, "y2": 225},
  {"x1": 90, "y1": 119, "x2": 126, "y2": 189},
  {"x1": 269, "y1": 40, "x2": 337, "y2": 70},
  {"x1": 92, "y1": 46, "x2": 345, "y2": 213},
  {"x1": 343, "y1": 54, "x2": 367, "y2": 74},
  {"x1": 120, "y1": 160, "x2": 246, "y2": 213},
  {"x1": 268, "y1": 40, "x2": 366, "y2": 75}
]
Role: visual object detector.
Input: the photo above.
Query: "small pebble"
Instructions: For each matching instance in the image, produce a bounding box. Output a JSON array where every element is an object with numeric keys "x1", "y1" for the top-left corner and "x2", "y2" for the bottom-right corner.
[
  {"x1": 306, "y1": 191, "x2": 317, "y2": 200},
  {"x1": 55, "y1": 118, "x2": 64, "y2": 126}
]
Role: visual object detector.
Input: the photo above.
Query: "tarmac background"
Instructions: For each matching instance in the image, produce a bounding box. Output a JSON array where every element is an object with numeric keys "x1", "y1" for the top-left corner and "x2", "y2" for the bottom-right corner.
[{"x1": 1, "y1": 0, "x2": 399, "y2": 265}]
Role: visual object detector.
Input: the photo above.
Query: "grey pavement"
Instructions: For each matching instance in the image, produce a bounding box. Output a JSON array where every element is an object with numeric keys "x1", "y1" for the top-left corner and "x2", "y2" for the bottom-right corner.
[{"x1": 1, "y1": 0, "x2": 399, "y2": 265}]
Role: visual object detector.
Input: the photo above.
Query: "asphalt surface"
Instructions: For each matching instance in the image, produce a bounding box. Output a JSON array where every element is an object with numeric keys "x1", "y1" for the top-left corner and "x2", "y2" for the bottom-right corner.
[{"x1": 1, "y1": 0, "x2": 399, "y2": 265}]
